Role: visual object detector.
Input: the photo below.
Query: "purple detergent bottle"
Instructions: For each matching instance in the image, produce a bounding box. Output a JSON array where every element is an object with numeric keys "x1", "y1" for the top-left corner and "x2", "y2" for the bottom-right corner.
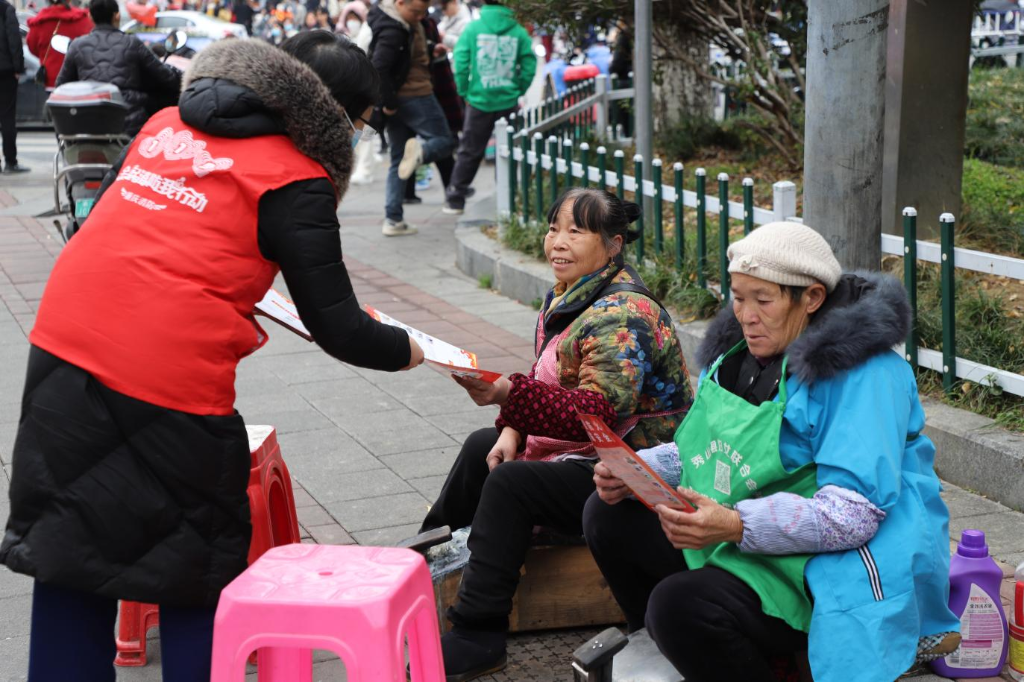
[{"x1": 932, "y1": 529, "x2": 1009, "y2": 678}]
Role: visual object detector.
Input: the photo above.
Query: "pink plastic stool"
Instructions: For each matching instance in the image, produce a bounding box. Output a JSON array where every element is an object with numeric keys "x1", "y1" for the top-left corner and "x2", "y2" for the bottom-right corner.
[{"x1": 210, "y1": 544, "x2": 444, "y2": 682}]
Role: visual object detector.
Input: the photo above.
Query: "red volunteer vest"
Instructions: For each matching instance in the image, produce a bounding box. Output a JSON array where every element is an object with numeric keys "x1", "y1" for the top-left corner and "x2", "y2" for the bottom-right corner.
[{"x1": 32, "y1": 108, "x2": 331, "y2": 415}]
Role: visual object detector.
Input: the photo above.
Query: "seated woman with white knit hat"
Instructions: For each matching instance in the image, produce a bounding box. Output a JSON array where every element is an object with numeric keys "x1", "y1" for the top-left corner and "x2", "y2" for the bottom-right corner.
[{"x1": 582, "y1": 221, "x2": 961, "y2": 682}]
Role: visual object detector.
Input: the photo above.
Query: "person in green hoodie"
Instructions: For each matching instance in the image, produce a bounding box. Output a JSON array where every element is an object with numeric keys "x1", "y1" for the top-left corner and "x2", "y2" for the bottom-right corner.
[{"x1": 442, "y1": 0, "x2": 535, "y2": 215}]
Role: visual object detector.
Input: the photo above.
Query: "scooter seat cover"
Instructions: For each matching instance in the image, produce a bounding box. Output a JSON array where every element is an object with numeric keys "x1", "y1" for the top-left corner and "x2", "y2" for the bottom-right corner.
[{"x1": 32, "y1": 108, "x2": 328, "y2": 415}]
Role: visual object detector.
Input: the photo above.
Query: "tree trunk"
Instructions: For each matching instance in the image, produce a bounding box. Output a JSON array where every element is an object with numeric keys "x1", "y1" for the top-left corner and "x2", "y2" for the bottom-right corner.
[
  {"x1": 803, "y1": 0, "x2": 889, "y2": 271},
  {"x1": 652, "y1": 23, "x2": 712, "y2": 128}
]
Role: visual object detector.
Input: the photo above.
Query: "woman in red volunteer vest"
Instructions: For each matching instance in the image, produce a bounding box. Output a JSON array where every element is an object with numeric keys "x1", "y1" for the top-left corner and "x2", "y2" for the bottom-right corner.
[{"x1": 0, "y1": 31, "x2": 424, "y2": 682}]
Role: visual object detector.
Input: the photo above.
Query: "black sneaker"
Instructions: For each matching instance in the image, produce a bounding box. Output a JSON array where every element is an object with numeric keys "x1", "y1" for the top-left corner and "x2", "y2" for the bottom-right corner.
[
  {"x1": 464, "y1": 187, "x2": 476, "y2": 199},
  {"x1": 441, "y1": 628, "x2": 507, "y2": 682},
  {"x1": 403, "y1": 195, "x2": 423, "y2": 205},
  {"x1": 3, "y1": 163, "x2": 30, "y2": 174}
]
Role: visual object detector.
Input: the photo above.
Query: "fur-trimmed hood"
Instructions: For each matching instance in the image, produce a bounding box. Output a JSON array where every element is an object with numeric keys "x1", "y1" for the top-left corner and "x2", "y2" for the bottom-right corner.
[
  {"x1": 695, "y1": 271, "x2": 911, "y2": 384},
  {"x1": 181, "y1": 39, "x2": 352, "y2": 201}
]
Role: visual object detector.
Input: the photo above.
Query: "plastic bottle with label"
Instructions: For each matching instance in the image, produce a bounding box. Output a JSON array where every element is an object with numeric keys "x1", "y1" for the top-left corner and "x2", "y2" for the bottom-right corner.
[
  {"x1": 1008, "y1": 561, "x2": 1024, "y2": 681},
  {"x1": 931, "y1": 530, "x2": 1008, "y2": 678}
]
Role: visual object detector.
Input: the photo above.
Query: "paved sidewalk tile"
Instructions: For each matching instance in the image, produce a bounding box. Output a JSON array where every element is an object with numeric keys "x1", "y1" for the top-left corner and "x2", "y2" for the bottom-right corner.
[
  {"x1": 303, "y1": 467, "x2": 414, "y2": 505},
  {"x1": 351, "y1": 523, "x2": 423, "y2": 547},
  {"x1": 379, "y1": 445, "x2": 462, "y2": 480},
  {"x1": 408, "y1": 475, "x2": 447, "y2": 500},
  {"x1": 341, "y1": 409, "x2": 457, "y2": 456},
  {"x1": 323, "y1": 492, "x2": 431, "y2": 533},
  {"x1": 306, "y1": 523, "x2": 356, "y2": 546}
]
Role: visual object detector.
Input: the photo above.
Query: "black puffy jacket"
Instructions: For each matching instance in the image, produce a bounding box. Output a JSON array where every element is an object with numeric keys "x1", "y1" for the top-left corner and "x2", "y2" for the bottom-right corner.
[
  {"x1": 366, "y1": 4, "x2": 413, "y2": 111},
  {"x1": 0, "y1": 0, "x2": 23, "y2": 74},
  {"x1": 55, "y1": 25, "x2": 181, "y2": 136}
]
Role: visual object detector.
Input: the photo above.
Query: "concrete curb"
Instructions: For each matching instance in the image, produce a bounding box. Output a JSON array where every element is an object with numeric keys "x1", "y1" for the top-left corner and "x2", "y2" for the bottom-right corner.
[
  {"x1": 456, "y1": 222, "x2": 551, "y2": 306},
  {"x1": 454, "y1": 224, "x2": 1024, "y2": 512}
]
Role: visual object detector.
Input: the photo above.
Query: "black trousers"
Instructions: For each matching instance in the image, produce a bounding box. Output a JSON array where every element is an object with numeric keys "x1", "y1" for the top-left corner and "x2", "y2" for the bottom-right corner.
[
  {"x1": 446, "y1": 104, "x2": 516, "y2": 204},
  {"x1": 421, "y1": 428, "x2": 596, "y2": 631},
  {"x1": 0, "y1": 71, "x2": 18, "y2": 166},
  {"x1": 29, "y1": 581, "x2": 216, "y2": 682},
  {"x1": 582, "y1": 494, "x2": 807, "y2": 682}
]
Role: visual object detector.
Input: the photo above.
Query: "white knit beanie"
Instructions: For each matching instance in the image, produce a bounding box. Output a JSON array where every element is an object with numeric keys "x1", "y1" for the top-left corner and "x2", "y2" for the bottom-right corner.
[{"x1": 727, "y1": 221, "x2": 842, "y2": 292}]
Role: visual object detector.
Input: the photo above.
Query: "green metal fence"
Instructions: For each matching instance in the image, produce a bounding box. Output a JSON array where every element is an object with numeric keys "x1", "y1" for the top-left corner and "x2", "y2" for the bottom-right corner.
[
  {"x1": 491, "y1": 75, "x2": 1024, "y2": 399},
  {"x1": 889, "y1": 209, "x2": 1024, "y2": 398}
]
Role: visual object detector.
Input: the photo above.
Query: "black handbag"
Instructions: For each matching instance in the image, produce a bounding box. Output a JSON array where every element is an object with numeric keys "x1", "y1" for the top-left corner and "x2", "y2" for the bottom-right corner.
[{"x1": 34, "y1": 20, "x2": 61, "y2": 86}]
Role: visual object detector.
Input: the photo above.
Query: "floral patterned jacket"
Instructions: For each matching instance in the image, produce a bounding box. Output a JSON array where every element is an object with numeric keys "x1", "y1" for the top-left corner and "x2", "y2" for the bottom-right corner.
[{"x1": 496, "y1": 259, "x2": 693, "y2": 450}]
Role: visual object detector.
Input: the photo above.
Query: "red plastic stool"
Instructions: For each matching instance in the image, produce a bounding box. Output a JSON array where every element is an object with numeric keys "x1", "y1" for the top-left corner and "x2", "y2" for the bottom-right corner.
[
  {"x1": 113, "y1": 601, "x2": 160, "y2": 666},
  {"x1": 114, "y1": 425, "x2": 301, "y2": 667}
]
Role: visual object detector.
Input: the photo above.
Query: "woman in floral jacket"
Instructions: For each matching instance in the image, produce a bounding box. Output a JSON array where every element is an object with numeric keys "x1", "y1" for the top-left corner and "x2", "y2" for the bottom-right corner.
[{"x1": 417, "y1": 188, "x2": 692, "y2": 681}]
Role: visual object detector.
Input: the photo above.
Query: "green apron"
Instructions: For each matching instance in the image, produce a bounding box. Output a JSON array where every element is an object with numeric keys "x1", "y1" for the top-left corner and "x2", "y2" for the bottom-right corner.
[{"x1": 674, "y1": 340, "x2": 817, "y2": 632}]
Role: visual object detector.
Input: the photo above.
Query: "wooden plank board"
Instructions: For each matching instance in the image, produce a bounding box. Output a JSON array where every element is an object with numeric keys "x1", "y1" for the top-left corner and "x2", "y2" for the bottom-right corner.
[{"x1": 434, "y1": 544, "x2": 625, "y2": 634}]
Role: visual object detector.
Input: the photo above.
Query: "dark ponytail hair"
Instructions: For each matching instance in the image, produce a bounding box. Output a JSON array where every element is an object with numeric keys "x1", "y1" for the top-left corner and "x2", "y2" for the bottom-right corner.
[
  {"x1": 280, "y1": 31, "x2": 380, "y2": 120},
  {"x1": 546, "y1": 188, "x2": 642, "y2": 252}
]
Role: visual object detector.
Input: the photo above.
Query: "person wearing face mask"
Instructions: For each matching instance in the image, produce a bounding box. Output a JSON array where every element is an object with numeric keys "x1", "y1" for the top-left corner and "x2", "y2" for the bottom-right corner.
[
  {"x1": 0, "y1": 32, "x2": 423, "y2": 682},
  {"x1": 584, "y1": 222, "x2": 960, "y2": 682},
  {"x1": 336, "y1": 0, "x2": 365, "y2": 36},
  {"x1": 412, "y1": 188, "x2": 692, "y2": 681}
]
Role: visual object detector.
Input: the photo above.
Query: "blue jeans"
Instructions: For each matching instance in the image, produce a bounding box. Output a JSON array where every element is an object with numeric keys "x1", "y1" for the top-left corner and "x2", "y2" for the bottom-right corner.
[
  {"x1": 28, "y1": 580, "x2": 217, "y2": 682},
  {"x1": 385, "y1": 94, "x2": 456, "y2": 222}
]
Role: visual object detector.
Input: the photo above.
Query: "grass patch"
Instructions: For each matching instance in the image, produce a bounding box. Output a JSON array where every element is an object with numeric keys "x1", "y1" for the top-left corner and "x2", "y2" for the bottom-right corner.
[
  {"x1": 478, "y1": 274, "x2": 493, "y2": 290},
  {"x1": 965, "y1": 67, "x2": 1024, "y2": 169},
  {"x1": 501, "y1": 213, "x2": 546, "y2": 260},
  {"x1": 960, "y1": 158, "x2": 1024, "y2": 256}
]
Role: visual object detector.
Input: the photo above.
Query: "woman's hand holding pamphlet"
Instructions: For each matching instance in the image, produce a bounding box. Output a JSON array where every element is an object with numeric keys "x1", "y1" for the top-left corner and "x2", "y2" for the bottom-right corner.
[{"x1": 578, "y1": 414, "x2": 696, "y2": 513}]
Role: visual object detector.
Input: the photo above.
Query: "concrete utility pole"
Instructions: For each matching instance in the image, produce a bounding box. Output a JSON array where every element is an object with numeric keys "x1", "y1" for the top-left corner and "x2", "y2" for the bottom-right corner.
[
  {"x1": 803, "y1": 0, "x2": 890, "y2": 271},
  {"x1": 881, "y1": 1, "x2": 973, "y2": 240},
  {"x1": 634, "y1": 0, "x2": 653, "y2": 219}
]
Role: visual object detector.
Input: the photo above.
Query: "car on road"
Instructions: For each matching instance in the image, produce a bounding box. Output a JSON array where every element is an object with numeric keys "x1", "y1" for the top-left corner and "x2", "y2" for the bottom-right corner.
[{"x1": 121, "y1": 11, "x2": 246, "y2": 39}]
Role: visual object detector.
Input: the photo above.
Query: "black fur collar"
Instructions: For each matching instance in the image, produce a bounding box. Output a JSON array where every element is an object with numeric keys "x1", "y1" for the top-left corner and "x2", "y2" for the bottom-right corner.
[
  {"x1": 695, "y1": 271, "x2": 912, "y2": 384},
  {"x1": 182, "y1": 39, "x2": 352, "y2": 201}
]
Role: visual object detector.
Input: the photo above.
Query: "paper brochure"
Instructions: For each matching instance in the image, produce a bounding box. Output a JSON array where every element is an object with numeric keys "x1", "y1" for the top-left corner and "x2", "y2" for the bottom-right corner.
[
  {"x1": 365, "y1": 305, "x2": 502, "y2": 383},
  {"x1": 578, "y1": 414, "x2": 696, "y2": 513},
  {"x1": 254, "y1": 288, "x2": 312, "y2": 341}
]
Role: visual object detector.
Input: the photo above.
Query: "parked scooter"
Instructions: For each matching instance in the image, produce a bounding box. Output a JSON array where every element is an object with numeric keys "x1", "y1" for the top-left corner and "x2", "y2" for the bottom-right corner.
[{"x1": 46, "y1": 31, "x2": 189, "y2": 243}]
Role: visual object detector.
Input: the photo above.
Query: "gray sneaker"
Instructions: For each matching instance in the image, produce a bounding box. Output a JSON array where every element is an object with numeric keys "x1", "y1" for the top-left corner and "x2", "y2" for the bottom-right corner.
[
  {"x1": 3, "y1": 164, "x2": 30, "y2": 174},
  {"x1": 382, "y1": 219, "x2": 418, "y2": 237},
  {"x1": 398, "y1": 138, "x2": 423, "y2": 181}
]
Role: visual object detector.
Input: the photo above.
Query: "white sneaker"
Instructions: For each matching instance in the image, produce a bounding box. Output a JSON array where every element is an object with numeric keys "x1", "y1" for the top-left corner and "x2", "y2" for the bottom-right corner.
[
  {"x1": 382, "y1": 219, "x2": 418, "y2": 237},
  {"x1": 398, "y1": 138, "x2": 424, "y2": 180},
  {"x1": 350, "y1": 172, "x2": 373, "y2": 185}
]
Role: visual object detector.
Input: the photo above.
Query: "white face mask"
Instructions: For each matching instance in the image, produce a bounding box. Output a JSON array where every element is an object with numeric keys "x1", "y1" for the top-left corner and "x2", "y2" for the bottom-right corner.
[{"x1": 346, "y1": 19, "x2": 361, "y2": 34}]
